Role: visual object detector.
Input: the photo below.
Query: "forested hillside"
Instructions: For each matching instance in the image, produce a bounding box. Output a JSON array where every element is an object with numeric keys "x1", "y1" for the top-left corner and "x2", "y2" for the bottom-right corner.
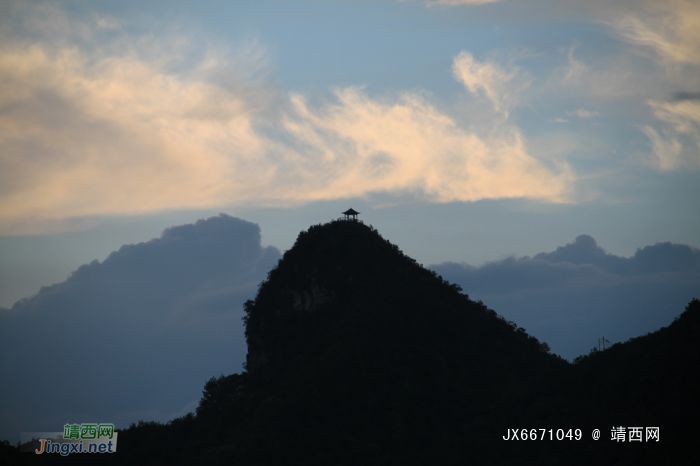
[{"x1": 7, "y1": 221, "x2": 697, "y2": 465}]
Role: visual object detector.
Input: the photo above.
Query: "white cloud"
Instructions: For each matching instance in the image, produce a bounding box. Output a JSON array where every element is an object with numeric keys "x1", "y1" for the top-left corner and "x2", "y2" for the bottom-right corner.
[
  {"x1": 547, "y1": 43, "x2": 647, "y2": 100},
  {"x1": 280, "y1": 87, "x2": 571, "y2": 204},
  {"x1": 549, "y1": 118, "x2": 570, "y2": 124},
  {"x1": 600, "y1": 0, "x2": 700, "y2": 171},
  {"x1": 567, "y1": 109, "x2": 599, "y2": 119},
  {"x1": 0, "y1": 21, "x2": 571, "y2": 234},
  {"x1": 642, "y1": 99, "x2": 700, "y2": 170},
  {"x1": 0, "y1": 43, "x2": 273, "y2": 233},
  {"x1": 452, "y1": 51, "x2": 528, "y2": 116},
  {"x1": 541, "y1": 7, "x2": 699, "y2": 173},
  {"x1": 606, "y1": 0, "x2": 700, "y2": 66},
  {"x1": 559, "y1": 43, "x2": 586, "y2": 86}
]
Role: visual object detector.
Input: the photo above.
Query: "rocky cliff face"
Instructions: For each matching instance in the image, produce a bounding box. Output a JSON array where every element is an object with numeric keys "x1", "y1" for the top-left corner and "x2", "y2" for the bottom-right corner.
[
  {"x1": 288, "y1": 279, "x2": 334, "y2": 313},
  {"x1": 245, "y1": 278, "x2": 334, "y2": 374}
]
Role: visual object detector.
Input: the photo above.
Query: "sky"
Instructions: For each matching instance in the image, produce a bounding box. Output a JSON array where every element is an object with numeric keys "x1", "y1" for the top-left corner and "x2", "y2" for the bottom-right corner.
[{"x1": 1, "y1": 0, "x2": 699, "y2": 443}]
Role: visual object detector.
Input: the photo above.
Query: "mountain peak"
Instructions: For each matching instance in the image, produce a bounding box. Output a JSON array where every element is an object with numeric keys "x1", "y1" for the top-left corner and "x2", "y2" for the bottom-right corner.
[
  {"x1": 243, "y1": 220, "x2": 476, "y2": 373},
  {"x1": 242, "y1": 219, "x2": 558, "y2": 401}
]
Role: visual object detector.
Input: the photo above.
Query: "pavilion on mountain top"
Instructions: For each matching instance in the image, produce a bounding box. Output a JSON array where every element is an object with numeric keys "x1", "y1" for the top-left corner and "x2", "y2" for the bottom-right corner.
[{"x1": 342, "y1": 209, "x2": 360, "y2": 221}]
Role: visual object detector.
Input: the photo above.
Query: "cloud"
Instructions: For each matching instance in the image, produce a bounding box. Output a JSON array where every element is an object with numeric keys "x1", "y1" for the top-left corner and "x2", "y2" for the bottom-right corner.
[
  {"x1": 546, "y1": 42, "x2": 649, "y2": 100},
  {"x1": 399, "y1": 0, "x2": 503, "y2": 7},
  {"x1": 0, "y1": 214, "x2": 281, "y2": 442},
  {"x1": 549, "y1": 118, "x2": 570, "y2": 124},
  {"x1": 545, "y1": 38, "x2": 697, "y2": 172},
  {"x1": 597, "y1": 0, "x2": 700, "y2": 171},
  {"x1": 0, "y1": 8, "x2": 572, "y2": 234},
  {"x1": 606, "y1": 0, "x2": 700, "y2": 66},
  {"x1": 0, "y1": 41, "x2": 275, "y2": 233},
  {"x1": 669, "y1": 91, "x2": 700, "y2": 102},
  {"x1": 424, "y1": 0, "x2": 504, "y2": 6},
  {"x1": 566, "y1": 108, "x2": 599, "y2": 119},
  {"x1": 642, "y1": 98, "x2": 700, "y2": 170},
  {"x1": 431, "y1": 235, "x2": 700, "y2": 359},
  {"x1": 280, "y1": 87, "x2": 571, "y2": 204},
  {"x1": 94, "y1": 14, "x2": 121, "y2": 31},
  {"x1": 452, "y1": 51, "x2": 528, "y2": 115},
  {"x1": 559, "y1": 43, "x2": 586, "y2": 85}
]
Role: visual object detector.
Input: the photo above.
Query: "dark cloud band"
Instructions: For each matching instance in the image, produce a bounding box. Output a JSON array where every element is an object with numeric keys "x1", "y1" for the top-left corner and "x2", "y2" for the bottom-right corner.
[
  {"x1": 431, "y1": 235, "x2": 700, "y2": 359},
  {"x1": 0, "y1": 215, "x2": 280, "y2": 443},
  {"x1": 669, "y1": 91, "x2": 700, "y2": 102}
]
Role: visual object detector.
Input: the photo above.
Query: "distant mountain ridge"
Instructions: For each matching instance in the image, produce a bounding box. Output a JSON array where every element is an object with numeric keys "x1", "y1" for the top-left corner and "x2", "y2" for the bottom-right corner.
[{"x1": 431, "y1": 234, "x2": 700, "y2": 359}]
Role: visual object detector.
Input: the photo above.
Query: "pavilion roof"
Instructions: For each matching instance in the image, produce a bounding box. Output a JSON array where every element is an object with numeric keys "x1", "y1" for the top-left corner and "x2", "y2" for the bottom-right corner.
[{"x1": 342, "y1": 208, "x2": 360, "y2": 215}]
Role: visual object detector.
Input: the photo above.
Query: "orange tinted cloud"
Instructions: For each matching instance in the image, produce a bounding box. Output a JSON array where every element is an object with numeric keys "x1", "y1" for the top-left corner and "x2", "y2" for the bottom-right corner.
[
  {"x1": 281, "y1": 87, "x2": 570, "y2": 203},
  {"x1": 0, "y1": 41, "x2": 571, "y2": 234},
  {"x1": 608, "y1": 0, "x2": 700, "y2": 66}
]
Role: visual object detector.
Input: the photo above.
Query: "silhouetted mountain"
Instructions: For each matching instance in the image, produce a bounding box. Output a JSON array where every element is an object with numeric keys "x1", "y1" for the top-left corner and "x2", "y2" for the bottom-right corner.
[
  {"x1": 230, "y1": 220, "x2": 566, "y2": 464},
  {"x1": 8, "y1": 221, "x2": 696, "y2": 465},
  {"x1": 564, "y1": 298, "x2": 699, "y2": 465}
]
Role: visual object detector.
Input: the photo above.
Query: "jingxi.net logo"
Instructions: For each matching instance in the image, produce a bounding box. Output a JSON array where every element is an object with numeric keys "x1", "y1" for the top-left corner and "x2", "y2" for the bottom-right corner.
[{"x1": 21, "y1": 423, "x2": 118, "y2": 456}]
